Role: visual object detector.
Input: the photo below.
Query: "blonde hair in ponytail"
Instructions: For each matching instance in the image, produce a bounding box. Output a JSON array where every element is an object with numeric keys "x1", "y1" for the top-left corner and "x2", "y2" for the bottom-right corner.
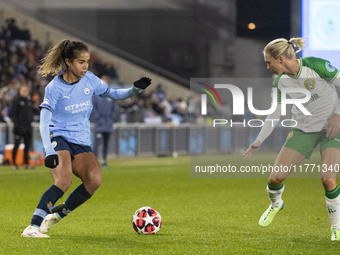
[
  {"x1": 39, "y1": 39, "x2": 70, "y2": 77},
  {"x1": 263, "y1": 37, "x2": 305, "y2": 59}
]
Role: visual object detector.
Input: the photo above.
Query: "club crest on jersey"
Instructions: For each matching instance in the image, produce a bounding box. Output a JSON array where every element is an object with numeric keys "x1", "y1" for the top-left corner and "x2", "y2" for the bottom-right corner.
[
  {"x1": 326, "y1": 62, "x2": 336, "y2": 72},
  {"x1": 286, "y1": 131, "x2": 294, "y2": 140},
  {"x1": 84, "y1": 88, "x2": 90, "y2": 95},
  {"x1": 304, "y1": 79, "x2": 315, "y2": 90}
]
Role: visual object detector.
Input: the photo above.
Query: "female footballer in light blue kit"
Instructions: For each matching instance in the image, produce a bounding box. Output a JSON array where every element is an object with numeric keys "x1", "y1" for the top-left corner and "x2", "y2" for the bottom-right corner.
[{"x1": 21, "y1": 40, "x2": 151, "y2": 238}]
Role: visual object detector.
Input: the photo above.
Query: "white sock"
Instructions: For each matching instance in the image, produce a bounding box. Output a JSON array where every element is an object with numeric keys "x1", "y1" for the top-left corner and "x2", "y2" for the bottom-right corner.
[
  {"x1": 267, "y1": 184, "x2": 284, "y2": 208},
  {"x1": 325, "y1": 195, "x2": 340, "y2": 230}
]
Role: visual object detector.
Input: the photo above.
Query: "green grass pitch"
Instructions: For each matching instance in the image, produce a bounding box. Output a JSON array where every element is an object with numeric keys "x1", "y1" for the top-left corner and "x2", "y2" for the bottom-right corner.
[{"x1": 1, "y1": 153, "x2": 340, "y2": 254}]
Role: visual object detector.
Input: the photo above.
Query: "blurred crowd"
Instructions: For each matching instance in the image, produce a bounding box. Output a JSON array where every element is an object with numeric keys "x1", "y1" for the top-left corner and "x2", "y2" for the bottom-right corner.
[{"x1": 0, "y1": 18, "x2": 193, "y2": 126}]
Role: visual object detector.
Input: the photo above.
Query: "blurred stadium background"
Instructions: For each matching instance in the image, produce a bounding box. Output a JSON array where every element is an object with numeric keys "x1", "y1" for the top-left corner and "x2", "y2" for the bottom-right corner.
[
  {"x1": 0, "y1": 0, "x2": 338, "y2": 162},
  {"x1": 2, "y1": 1, "x2": 340, "y2": 254}
]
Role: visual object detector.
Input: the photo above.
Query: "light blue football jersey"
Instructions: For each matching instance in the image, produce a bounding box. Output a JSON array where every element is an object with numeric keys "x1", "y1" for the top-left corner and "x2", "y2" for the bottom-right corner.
[{"x1": 40, "y1": 71, "x2": 109, "y2": 146}]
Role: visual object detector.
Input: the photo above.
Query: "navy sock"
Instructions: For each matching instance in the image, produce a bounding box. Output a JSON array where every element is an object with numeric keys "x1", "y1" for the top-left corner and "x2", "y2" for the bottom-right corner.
[
  {"x1": 58, "y1": 183, "x2": 92, "y2": 219},
  {"x1": 31, "y1": 185, "x2": 64, "y2": 227}
]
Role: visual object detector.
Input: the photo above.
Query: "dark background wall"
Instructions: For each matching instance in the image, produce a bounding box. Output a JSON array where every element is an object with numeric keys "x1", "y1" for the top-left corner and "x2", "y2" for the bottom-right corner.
[
  {"x1": 36, "y1": 0, "x2": 291, "y2": 80},
  {"x1": 236, "y1": 0, "x2": 291, "y2": 38},
  {"x1": 39, "y1": 8, "x2": 225, "y2": 79}
]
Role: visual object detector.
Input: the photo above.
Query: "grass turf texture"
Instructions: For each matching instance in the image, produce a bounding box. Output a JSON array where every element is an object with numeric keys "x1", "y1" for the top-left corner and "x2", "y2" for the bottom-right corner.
[{"x1": 0, "y1": 153, "x2": 340, "y2": 254}]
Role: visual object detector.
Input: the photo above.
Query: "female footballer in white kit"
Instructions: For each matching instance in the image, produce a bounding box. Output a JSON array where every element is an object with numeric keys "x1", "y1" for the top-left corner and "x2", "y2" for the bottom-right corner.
[
  {"x1": 244, "y1": 37, "x2": 340, "y2": 240},
  {"x1": 21, "y1": 39, "x2": 151, "y2": 238}
]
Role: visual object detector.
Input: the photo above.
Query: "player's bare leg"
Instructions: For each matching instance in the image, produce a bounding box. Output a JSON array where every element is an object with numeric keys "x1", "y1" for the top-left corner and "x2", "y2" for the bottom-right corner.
[
  {"x1": 41, "y1": 152, "x2": 101, "y2": 233},
  {"x1": 22, "y1": 151, "x2": 72, "y2": 237},
  {"x1": 50, "y1": 151, "x2": 73, "y2": 192},
  {"x1": 72, "y1": 152, "x2": 102, "y2": 194}
]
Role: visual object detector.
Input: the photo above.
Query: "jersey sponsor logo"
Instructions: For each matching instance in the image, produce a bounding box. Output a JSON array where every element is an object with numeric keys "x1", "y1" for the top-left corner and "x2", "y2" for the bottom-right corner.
[
  {"x1": 84, "y1": 88, "x2": 90, "y2": 95},
  {"x1": 43, "y1": 98, "x2": 50, "y2": 105},
  {"x1": 65, "y1": 100, "x2": 91, "y2": 112},
  {"x1": 307, "y1": 94, "x2": 320, "y2": 103},
  {"x1": 326, "y1": 62, "x2": 336, "y2": 72},
  {"x1": 304, "y1": 79, "x2": 315, "y2": 90},
  {"x1": 286, "y1": 131, "x2": 294, "y2": 140}
]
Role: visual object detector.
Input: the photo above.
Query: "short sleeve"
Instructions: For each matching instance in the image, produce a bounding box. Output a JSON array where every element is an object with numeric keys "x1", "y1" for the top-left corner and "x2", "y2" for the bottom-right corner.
[{"x1": 302, "y1": 57, "x2": 339, "y2": 82}]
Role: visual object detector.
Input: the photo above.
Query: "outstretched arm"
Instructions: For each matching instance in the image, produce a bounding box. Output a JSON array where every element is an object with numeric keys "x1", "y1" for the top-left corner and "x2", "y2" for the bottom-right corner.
[
  {"x1": 103, "y1": 77, "x2": 151, "y2": 100},
  {"x1": 243, "y1": 106, "x2": 281, "y2": 159}
]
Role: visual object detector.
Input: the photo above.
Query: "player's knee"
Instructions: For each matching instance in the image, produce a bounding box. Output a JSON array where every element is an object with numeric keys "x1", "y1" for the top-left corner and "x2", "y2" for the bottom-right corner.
[
  {"x1": 322, "y1": 178, "x2": 337, "y2": 191},
  {"x1": 55, "y1": 178, "x2": 72, "y2": 192},
  {"x1": 88, "y1": 175, "x2": 102, "y2": 192},
  {"x1": 92, "y1": 176, "x2": 102, "y2": 190},
  {"x1": 268, "y1": 177, "x2": 285, "y2": 187}
]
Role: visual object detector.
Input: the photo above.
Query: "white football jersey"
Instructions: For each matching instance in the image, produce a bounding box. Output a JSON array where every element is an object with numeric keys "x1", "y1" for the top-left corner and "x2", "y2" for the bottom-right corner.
[{"x1": 273, "y1": 57, "x2": 339, "y2": 132}]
